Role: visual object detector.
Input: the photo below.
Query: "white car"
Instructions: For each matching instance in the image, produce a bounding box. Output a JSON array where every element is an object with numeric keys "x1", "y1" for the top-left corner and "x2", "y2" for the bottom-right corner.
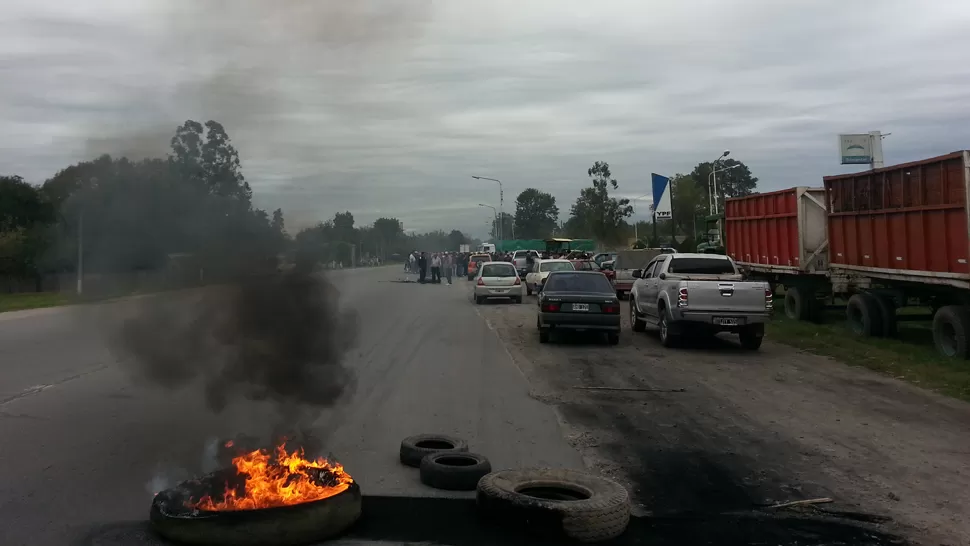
[
  {"x1": 473, "y1": 261, "x2": 525, "y2": 304},
  {"x1": 524, "y1": 259, "x2": 576, "y2": 295}
]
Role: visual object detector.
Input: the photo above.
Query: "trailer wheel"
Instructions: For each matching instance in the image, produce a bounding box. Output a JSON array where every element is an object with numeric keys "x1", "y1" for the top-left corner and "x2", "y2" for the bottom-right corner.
[
  {"x1": 846, "y1": 294, "x2": 883, "y2": 337},
  {"x1": 784, "y1": 286, "x2": 815, "y2": 321},
  {"x1": 932, "y1": 305, "x2": 970, "y2": 359},
  {"x1": 872, "y1": 294, "x2": 898, "y2": 338}
]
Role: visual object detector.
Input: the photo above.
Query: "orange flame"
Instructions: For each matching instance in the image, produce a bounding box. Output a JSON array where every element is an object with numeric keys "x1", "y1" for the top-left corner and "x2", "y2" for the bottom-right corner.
[{"x1": 191, "y1": 443, "x2": 353, "y2": 511}]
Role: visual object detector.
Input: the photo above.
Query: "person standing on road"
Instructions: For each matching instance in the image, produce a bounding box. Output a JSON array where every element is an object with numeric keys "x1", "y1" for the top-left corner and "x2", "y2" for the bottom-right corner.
[
  {"x1": 408, "y1": 251, "x2": 416, "y2": 273},
  {"x1": 418, "y1": 252, "x2": 428, "y2": 283},
  {"x1": 431, "y1": 253, "x2": 442, "y2": 283},
  {"x1": 443, "y1": 252, "x2": 453, "y2": 284}
]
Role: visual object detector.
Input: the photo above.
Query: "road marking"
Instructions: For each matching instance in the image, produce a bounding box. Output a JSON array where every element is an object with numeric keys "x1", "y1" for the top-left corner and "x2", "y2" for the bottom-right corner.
[{"x1": 0, "y1": 364, "x2": 110, "y2": 406}]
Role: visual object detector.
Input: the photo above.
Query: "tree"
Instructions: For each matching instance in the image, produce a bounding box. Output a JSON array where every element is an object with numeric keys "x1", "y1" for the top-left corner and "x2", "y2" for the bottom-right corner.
[
  {"x1": 447, "y1": 229, "x2": 467, "y2": 251},
  {"x1": 568, "y1": 161, "x2": 633, "y2": 245},
  {"x1": 489, "y1": 212, "x2": 515, "y2": 240},
  {"x1": 689, "y1": 158, "x2": 758, "y2": 208},
  {"x1": 513, "y1": 188, "x2": 559, "y2": 239},
  {"x1": 0, "y1": 176, "x2": 53, "y2": 278}
]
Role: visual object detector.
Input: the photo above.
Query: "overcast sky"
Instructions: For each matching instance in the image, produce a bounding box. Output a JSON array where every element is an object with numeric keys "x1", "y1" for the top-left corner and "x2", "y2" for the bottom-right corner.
[{"x1": 3, "y1": 0, "x2": 969, "y2": 237}]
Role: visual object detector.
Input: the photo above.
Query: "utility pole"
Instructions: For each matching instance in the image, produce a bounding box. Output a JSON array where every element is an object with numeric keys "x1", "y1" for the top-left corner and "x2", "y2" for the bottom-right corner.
[{"x1": 76, "y1": 211, "x2": 84, "y2": 295}]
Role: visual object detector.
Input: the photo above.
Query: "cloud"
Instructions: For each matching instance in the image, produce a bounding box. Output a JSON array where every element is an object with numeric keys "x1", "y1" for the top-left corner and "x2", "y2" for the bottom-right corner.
[{"x1": 2, "y1": 0, "x2": 969, "y2": 235}]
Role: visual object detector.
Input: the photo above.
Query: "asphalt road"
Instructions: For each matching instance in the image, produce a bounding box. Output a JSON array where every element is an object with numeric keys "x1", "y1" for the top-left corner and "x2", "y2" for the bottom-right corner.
[{"x1": 0, "y1": 266, "x2": 583, "y2": 546}]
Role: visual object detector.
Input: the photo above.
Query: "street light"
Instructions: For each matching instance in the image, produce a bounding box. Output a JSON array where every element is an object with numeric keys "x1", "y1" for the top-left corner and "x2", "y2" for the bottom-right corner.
[
  {"x1": 478, "y1": 203, "x2": 497, "y2": 238},
  {"x1": 472, "y1": 176, "x2": 504, "y2": 243},
  {"x1": 707, "y1": 163, "x2": 740, "y2": 213},
  {"x1": 631, "y1": 193, "x2": 651, "y2": 243},
  {"x1": 709, "y1": 150, "x2": 730, "y2": 215}
]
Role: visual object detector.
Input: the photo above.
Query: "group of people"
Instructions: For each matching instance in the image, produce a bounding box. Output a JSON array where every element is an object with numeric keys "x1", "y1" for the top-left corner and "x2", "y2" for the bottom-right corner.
[{"x1": 406, "y1": 251, "x2": 458, "y2": 284}]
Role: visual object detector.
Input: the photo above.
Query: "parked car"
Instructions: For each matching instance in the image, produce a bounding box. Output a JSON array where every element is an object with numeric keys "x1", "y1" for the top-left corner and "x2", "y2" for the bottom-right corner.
[
  {"x1": 536, "y1": 271, "x2": 621, "y2": 345},
  {"x1": 524, "y1": 259, "x2": 575, "y2": 295},
  {"x1": 466, "y1": 253, "x2": 492, "y2": 280},
  {"x1": 592, "y1": 252, "x2": 617, "y2": 268},
  {"x1": 599, "y1": 260, "x2": 616, "y2": 284},
  {"x1": 628, "y1": 253, "x2": 773, "y2": 349},
  {"x1": 512, "y1": 249, "x2": 540, "y2": 277},
  {"x1": 473, "y1": 261, "x2": 525, "y2": 304}
]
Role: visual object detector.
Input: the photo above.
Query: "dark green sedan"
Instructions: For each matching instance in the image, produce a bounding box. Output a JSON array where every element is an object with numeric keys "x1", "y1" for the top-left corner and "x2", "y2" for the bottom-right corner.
[{"x1": 536, "y1": 271, "x2": 621, "y2": 345}]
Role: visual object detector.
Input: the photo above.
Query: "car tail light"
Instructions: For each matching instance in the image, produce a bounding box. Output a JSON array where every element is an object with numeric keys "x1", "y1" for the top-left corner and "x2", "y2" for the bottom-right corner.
[
  {"x1": 677, "y1": 287, "x2": 688, "y2": 308},
  {"x1": 601, "y1": 304, "x2": 619, "y2": 314},
  {"x1": 477, "y1": 277, "x2": 485, "y2": 286},
  {"x1": 765, "y1": 287, "x2": 773, "y2": 310},
  {"x1": 513, "y1": 277, "x2": 521, "y2": 285},
  {"x1": 541, "y1": 303, "x2": 560, "y2": 312}
]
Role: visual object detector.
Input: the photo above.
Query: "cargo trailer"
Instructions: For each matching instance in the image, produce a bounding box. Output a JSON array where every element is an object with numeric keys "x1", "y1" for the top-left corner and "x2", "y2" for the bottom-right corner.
[{"x1": 725, "y1": 151, "x2": 970, "y2": 358}]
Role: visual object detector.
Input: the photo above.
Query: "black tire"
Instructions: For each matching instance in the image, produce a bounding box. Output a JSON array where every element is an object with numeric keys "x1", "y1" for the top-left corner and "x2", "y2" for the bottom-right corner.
[
  {"x1": 475, "y1": 296, "x2": 484, "y2": 305},
  {"x1": 539, "y1": 328, "x2": 550, "y2": 343},
  {"x1": 872, "y1": 294, "x2": 898, "y2": 338},
  {"x1": 399, "y1": 434, "x2": 469, "y2": 468},
  {"x1": 629, "y1": 297, "x2": 646, "y2": 332},
  {"x1": 150, "y1": 480, "x2": 362, "y2": 546},
  {"x1": 658, "y1": 307, "x2": 676, "y2": 348},
  {"x1": 846, "y1": 293, "x2": 883, "y2": 337},
  {"x1": 616, "y1": 291, "x2": 626, "y2": 300},
  {"x1": 467, "y1": 275, "x2": 474, "y2": 281},
  {"x1": 419, "y1": 452, "x2": 492, "y2": 491},
  {"x1": 513, "y1": 296, "x2": 523, "y2": 304},
  {"x1": 477, "y1": 468, "x2": 631, "y2": 543},
  {"x1": 784, "y1": 286, "x2": 817, "y2": 321},
  {"x1": 932, "y1": 305, "x2": 970, "y2": 358},
  {"x1": 738, "y1": 323, "x2": 764, "y2": 350},
  {"x1": 526, "y1": 285, "x2": 532, "y2": 296},
  {"x1": 606, "y1": 332, "x2": 620, "y2": 345}
]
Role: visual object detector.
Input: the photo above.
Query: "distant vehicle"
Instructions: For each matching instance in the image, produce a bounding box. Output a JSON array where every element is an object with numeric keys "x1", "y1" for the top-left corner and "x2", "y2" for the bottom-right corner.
[
  {"x1": 543, "y1": 238, "x2": 575, "y2": 255},
  {"x1": 459, "y1": 243, "x2": 470, "y2": 253},
  {"x1": 629, "y1": 253, "x2": 772, "y2": 350},
  {"x1": 512, "y1": 249, "x2": 540, "y2": 276},
  {"x1": 479, "y1": 243, "x2": 497, "y2": 253},
  {"x1": 473, "y1": 262, "x2": 524, "y2": 304},
  {"x1": 613, "y1": 248, "x2": 677, "y2": 299},
  {"x1": 467, "y1": 253, "x2": 492, "y2": 280},
  {"x1": 569, "y1": 259, "x2": 598, "y2": 271},
  {"x1": 592, "y1": 252, "x2": 617, "y2": 267},
  {"x1": 524, "y1": 259, "x2": 575, "y2": 295},
  {"x1": 536, "y1": 271, "x2": 621, "y2": 345}
]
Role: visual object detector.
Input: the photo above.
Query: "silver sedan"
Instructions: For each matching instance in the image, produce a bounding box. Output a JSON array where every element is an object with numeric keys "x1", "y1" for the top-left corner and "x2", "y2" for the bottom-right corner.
[{"x1": 473, "y1": 261, "x2": 525, "y2": 304}]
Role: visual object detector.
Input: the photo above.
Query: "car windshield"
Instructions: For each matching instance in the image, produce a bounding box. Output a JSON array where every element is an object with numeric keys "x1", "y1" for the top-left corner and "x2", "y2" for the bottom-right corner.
[
  {"x1": 666, "y1": 258, "x2": 736, "y2": 275},
  {"x1": 540, "y1": 261, "x2": 574, "y2": 273},
  {"x1": 481, "y1": 264, "x2": 516, "y2": 277},
  {"x1": 544, "y1": 273, "x2": 613, "y2": 293}
]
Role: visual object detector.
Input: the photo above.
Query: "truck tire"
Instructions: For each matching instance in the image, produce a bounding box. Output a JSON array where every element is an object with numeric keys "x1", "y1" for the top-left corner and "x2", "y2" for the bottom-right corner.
[
  {"x1": 420, "y1": 452, "x2": 492, "y2": 491},
  {"x1": 477, "y1": 468, "x2": 631, "y2": 543},
  {"x1": 872, "y1": 294, "x2": 898, "y2": 338},
  {"x1": 932, "y1": 305, "x2": 970, "y2": 359},
  {"x1": 784, "y1": 286, "x2": 816, "y2": 321},
  {"x1": 738, "y1": 323, "x2": 764, "y2": 350},
  {"x1": 629, "y1": 297, "x2": 647, "y2": 332},
  {"x1": 658, "y1": 307, "x2": 677, "y2": 348},
  {"x1": 846, "y1": 294, "x2": 883, "y2": 337},
  {"x1": 399, "y1": 434, "x2": 469, "y2": 468}
]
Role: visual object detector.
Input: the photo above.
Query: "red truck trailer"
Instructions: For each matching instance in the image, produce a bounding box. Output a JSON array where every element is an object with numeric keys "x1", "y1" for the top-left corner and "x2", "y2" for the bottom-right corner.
[{"x1": 726, "y1": 151, "x2": 970, "y2": 358}]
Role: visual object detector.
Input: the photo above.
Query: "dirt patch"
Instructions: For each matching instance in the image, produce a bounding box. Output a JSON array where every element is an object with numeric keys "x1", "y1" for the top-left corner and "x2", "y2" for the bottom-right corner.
[{"x1": 477, "y1": 296, "x2": 970, "y2": 545}]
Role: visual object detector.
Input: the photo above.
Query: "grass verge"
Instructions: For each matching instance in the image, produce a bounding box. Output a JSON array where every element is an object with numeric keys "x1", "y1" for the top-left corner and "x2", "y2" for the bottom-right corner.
[
  {"x1": 767, "y1": 308, "x2": 970, "y2": 403},
  {"x1": 0, "y1": 292, "x2": 73, "y2": 313}
]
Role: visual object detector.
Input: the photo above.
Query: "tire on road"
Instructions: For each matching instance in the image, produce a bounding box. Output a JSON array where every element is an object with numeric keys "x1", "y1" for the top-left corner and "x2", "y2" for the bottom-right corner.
[
  {"x1": 629, "y1": 297, "x2": 646, "y2": 332},
  {"x1": 419, "y1": 452, "x2": 492, "y2": 491},
  {"x1": 738, "y1": 323, "x2": 764, "y2": 350},
  {"x1": 477, "y1": 468, "x2": 631, "y2": 543},
  {"x1": 846, "y1": 293, "x2": 883, "y2": 337},
  {"x1": 399, "y1": 434, "x2": 469, "y2": 468},
  {"x1": 932, "y1": 305, "x2": 970, "y2": 359}
]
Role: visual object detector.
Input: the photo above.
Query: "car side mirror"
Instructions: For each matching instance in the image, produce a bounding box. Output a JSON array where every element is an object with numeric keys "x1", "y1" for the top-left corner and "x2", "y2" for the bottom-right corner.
[
  {"x1": 632, "y1": 269, "x2": 642, "y2": 279},
  {"x1": 658, "y1": 272, "x2": 666, "y2": 280}
]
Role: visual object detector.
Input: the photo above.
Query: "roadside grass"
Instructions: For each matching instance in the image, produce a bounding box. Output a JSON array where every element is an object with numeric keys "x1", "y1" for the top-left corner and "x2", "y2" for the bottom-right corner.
[
  {"x1": 767, "y1": 304, "x2": 970, "y2": 403},
  {"x1": 0, "y1": 292, "x2": 73, "y2": 313}
]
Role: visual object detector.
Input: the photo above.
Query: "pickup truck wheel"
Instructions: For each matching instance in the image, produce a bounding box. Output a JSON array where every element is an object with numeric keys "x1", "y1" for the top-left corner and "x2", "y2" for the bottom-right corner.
[
  {"x1": 738, "y1": 324, "x2": 764, "y2": 350},
  {"x1": 629, "y1": 298, "x2": 646, "y2": 332},
  {"x1": 658, "y1": 310, "x2": 677, "y2": 348}
]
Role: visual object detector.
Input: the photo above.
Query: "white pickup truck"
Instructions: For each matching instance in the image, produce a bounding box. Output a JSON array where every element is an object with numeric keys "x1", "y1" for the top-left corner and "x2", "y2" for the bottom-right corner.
[{"x1": 629, "y1": 253, "x2": 773, "y2": 350}]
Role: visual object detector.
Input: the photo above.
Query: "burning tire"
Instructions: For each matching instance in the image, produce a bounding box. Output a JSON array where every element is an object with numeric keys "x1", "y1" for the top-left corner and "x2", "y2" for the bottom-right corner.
[
  {"x1": 477, "y1": 468, "x2": 630, "y2": 543},
  {"x1": 150, "y1": 479, "x2": 361, "y2": 546},
  {"x1": 399, "y1": 434, "x2": 469, "y2": 467},
  {"x1": 419, "y1": 452, "x2": 491, "y2": 491}
]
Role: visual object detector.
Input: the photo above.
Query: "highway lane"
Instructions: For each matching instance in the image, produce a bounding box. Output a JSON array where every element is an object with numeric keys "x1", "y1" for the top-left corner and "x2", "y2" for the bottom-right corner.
[{"x1": 0, "y1": 267, "x2": 583, "y2": 546}]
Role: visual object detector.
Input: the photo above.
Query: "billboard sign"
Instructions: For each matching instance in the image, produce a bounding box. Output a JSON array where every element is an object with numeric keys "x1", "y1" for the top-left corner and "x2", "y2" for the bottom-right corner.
[
  {"x1": 651, "y1": 173, "x2": 672, "y2": 219},
  {"x1": 839, "y1": 134, "x2": 873, "y2": 165}
]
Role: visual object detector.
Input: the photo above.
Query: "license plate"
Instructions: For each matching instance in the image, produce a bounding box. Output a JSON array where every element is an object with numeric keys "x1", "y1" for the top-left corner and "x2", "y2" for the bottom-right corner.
[
  {"x1": 572, "y1": 303, "x2": 590, "y2": 312},
  {"x1": 713, "y1": 317, "x2": 739, "y2": 326}
]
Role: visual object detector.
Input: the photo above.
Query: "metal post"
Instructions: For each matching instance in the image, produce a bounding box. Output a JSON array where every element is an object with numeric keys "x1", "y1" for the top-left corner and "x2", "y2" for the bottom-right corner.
[
  {"x1": 76, "y1": 211, "x2": 83, "y2": 295},
  {"x1": 652, "y1": 212, "x2": 658, "y2": 245},
  {"x1": 869, "y1": 131, "x2": 884, "y2": 169}
]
